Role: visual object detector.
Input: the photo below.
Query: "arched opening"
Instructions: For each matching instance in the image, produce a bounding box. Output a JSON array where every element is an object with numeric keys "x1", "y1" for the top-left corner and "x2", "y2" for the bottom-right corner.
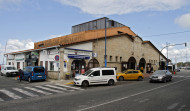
[
  {"x1": 71, "y1": 59, "x2": 86, "y2": 77},
  {"x1": 88, "y1": 58, "x2": 100, "y2": 70},
  {"x1": 128, "y1": 57, "x2": 136, "y2": 70},
  {"x1": 160, "y1": 61, "x2": 166, "y2": 70},
  {"x1": 139, "y1": 58, "x2": 146, "y2": 73}
]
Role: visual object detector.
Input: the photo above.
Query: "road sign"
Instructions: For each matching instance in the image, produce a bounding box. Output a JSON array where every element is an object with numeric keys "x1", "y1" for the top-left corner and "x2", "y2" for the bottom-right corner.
[{"x1": 55, "y1": 55, "x2": 59, "y2": 61}]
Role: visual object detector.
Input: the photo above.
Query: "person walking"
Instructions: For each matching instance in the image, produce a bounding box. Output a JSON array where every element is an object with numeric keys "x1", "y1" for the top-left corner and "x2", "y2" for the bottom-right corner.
[{"x1": 18, "y1": 69, "x2": 24, "y2": 82}]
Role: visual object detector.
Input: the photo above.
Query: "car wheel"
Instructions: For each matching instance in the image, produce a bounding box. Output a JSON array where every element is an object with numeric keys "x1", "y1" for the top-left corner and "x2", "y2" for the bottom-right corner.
[
  {"x1": 163, "y1": 78, "x2": 167, "y2": 83},
  {"x1": 138, "y1": 76, "x2": 143, "y2": 81},
  {"x1": 28, "y1": 77, "x2": 32, "y2": 83},
  {"x1": 119, "y1": 76, "x2": 124, "y2": 81},
  {"x1": 0, "y1": 72, "x2": 3, "y2": 76},
  {"x1": 149, "y1": 80, "x2": 152, "y2": 83},
  {"x1": 108, "y1": 79, "x2": 115, "y2": 86},
  {"x1": 82, "y1": 81, "x2": 89, "y2": 87}
]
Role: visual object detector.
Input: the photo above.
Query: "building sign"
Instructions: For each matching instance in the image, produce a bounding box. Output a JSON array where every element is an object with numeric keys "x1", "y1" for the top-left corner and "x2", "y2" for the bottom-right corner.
[
  {"x1": 7, "y1": 54, "x2": 14, "y2": 60},
  {"x1": 68, "y1": 54, "x2": 90, "y2": 59},
  {"x1": 31, "y1": 52, "x2": 39, "y2": 56},
  {"x1": 15, "y1": 54, "x2": 24, "y2": 61},
  {"x1": 64, "y1": 49, "x2": 92, "y2": 56}
]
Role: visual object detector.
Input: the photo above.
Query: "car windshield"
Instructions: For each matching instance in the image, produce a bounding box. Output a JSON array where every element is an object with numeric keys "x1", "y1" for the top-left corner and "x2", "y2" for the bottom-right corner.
[
  {"x1": 34, "y1": 67, "x2": 44, "y2": 73},
  {"x1": 153, "y1": 70, "x2": 166, "y2": 75},
  {"x1": 83, "y1": 70, "x2": 93, "y2": 76},
  {"x1": 7, "y1": 67, "x2": 16, "y2": 70}
]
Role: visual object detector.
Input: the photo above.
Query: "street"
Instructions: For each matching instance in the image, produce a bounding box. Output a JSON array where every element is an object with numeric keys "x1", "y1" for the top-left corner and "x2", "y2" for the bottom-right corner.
[{"x1": 0, "y1": 69, "x2": 190, "y2": 111}]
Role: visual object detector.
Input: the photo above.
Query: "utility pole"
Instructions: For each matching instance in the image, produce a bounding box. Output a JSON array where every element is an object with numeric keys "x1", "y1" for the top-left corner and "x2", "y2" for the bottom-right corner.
[
  {"x1": 3, "y1": 41, "x2": 7, "y2": 64},
  {"x1": 104, "y1": 17, "x2": 107, "y2": 67},
  {"x1": 166, "y1": 42, "x2": 169, "y2": 70}
]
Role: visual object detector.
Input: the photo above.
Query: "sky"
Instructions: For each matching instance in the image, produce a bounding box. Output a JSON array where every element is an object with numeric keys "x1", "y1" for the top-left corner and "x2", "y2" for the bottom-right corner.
[{"x1": 0, "y1": 0, "x2": 190, "y2": 64}]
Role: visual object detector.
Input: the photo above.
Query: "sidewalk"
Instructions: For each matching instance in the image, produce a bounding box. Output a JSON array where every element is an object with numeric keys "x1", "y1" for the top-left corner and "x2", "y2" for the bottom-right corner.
[{"x1": 47, "y1": 79, "x2": 74, "y2": 85}]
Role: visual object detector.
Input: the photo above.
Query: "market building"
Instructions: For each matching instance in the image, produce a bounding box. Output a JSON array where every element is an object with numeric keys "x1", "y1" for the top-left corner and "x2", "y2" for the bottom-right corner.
[{"x1": 6, "y1": 17, "x2": 167, "y2": 80}]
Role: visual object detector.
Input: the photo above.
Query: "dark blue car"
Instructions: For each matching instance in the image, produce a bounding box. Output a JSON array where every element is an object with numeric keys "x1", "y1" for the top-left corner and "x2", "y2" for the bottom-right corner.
[{"x1": 23, "y1": 66, "x2": 46, "y2": 82}]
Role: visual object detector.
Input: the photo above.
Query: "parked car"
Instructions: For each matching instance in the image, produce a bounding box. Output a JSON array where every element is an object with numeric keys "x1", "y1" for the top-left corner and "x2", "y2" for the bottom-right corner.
[
  {"x1": 74, "y1": 67, "x2": 117, "y2": 87},
  {"x1": 0, "y1": 65, "x2": 18, "y2": 77},
  {"x1": 23, "y1": 66, "x2": 46, "y2": 82},
  {"x1": 116, "y1": 69, "x2": 144, "y2": 81},
  {"x1": 149, "y1": 70, "x2": 172, "y2": 83},
  {"x1": 175, "y1": 68, "x2": 180, "y2": 72}
]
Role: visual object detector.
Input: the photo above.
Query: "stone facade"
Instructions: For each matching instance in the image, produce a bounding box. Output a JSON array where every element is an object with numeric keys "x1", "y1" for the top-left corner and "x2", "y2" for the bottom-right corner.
[{"x1": 92, "y1": 35, "x2": 164, "y2": 73}]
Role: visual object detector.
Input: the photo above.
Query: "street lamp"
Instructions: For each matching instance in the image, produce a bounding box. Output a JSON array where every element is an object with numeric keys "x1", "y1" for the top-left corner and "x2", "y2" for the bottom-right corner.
[{"x1": 159, "y1": 42, "x2": 187, "y2": 70}]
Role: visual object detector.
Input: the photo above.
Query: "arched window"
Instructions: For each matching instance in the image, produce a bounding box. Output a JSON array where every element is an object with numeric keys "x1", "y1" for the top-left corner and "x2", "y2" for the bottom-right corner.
[{"x1": 88, "y1": 58, "x2": 100, "y2": 70}]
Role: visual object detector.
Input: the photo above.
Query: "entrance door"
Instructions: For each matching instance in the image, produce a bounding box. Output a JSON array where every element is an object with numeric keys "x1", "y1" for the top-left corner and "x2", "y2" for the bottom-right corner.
[
  {"x1": 139, "y1": 58, "x2": 146, "y2": 73},
  {"x1": 146, "y1": 63, "x2": 151, "y2": 73},
  {"x1": 128, "y1": 57, "x2": 136, "y2": 70},
  {"x1": 45, "y1": 61, "x2": 48, "y2": 76},
  {"x1": 121, "y1": 62, "x2": 128, "y2": 72},
  {"x1": 71, "y1": 59, "x2": 86, "y2": 77}
]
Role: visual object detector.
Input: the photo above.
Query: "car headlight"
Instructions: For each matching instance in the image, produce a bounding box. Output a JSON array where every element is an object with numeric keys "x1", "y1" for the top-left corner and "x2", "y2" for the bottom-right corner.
[
  {"x1": 74, "y1": 78, "x2": 81, "y2": 81},
  {"x1": 158, "y1": 76, "x2": 163, "y2": 79}
]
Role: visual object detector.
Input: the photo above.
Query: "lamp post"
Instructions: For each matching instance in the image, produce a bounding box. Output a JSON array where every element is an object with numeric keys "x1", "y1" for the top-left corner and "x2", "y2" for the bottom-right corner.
[
  {"x1": 159, "y1": 42, "x2": 187, "y2": 70},
  {"x1": 105, "y1": 18, "x2": 107, "y2": 67}
]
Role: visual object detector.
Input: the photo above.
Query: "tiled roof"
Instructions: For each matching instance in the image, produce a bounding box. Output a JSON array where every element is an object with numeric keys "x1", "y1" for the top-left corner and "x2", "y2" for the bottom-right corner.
[{"x1": 34, "y1": 26, "x2": 137, "y2": 49}]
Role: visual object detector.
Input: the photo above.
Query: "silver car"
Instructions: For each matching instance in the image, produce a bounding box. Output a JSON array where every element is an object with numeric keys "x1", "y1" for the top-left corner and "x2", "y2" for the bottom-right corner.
[{"x1": 149, "y1": 70, "x2": 172, "y2": 83}]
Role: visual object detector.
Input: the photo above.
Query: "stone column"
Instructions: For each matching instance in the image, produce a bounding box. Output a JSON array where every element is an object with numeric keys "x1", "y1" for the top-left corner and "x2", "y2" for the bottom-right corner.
[{"x1": 59, "y1": 48, "x2": 65, "y2": 80}]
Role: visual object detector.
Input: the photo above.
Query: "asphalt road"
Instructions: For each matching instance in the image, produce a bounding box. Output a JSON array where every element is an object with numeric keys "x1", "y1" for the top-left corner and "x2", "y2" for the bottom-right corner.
[{"x1": 0, "y1": 69, "x2": 190, "y2": 111}]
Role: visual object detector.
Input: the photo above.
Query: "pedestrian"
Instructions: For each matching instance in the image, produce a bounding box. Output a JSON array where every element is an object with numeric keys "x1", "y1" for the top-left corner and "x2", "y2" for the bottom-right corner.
[
  {"x1": 140, "y1": 67, "x2": 143, "y2": 73},
  {"x1": 18, "y1": 69, "x2": 24, "y2": 82}
]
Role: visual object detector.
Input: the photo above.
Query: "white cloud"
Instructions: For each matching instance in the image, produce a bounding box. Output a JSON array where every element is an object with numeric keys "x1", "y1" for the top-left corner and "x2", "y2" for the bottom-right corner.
[
  {"x1": 161, "y1": 42, "x2": 190, "y2": 63},
  {"x1": 0, "y1": 39, "x2": 34, "y2": 64},
  {"x1": 48, "y1": 34, "x2": 64, "y2": 39},
  {"x1": 56, "y1": 0, "x2": 189, "y2": 15},
  {"x1": 175, "y1": 13, "x2": 190, "y2": 28},
  {"x1": 0, "y1": 0, "x2": 23, "y2": 9}
]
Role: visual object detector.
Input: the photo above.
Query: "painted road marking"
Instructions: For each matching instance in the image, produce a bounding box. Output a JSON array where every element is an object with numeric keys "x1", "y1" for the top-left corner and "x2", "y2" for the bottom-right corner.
[
  {"x1": 45, "y1": 84, "x2": 67, "y2": 91},
  {"x1": 25, "y1": 87, "x2": 52, "y2": 95},
  {"x1": 56, "y1": 84, "x2": 84, "y2": 91},
  {"x1": 178, "y1": 105, "x2": 186, "y2": 111},
  {"x1": 167, "y1": 103, "x2": 179, "y2": 110},
  {"x1": 139, "y1": 98, "x2": 150, "y2": 103},
  {"x1": 77, "y1": 78, "x2": 188, "y2": 111},
  {"x1": 0, "y1": 89, "x2": 22, "y2": 99},
  {"x1": 35, "y1": 86, "x2": 63, "y2": 93},
  {"x1": 13, "y1": 88, "x2": 38, "y2": 97},
  {"x1": 0, "y1": 98, "x2": 4, "y2": 101}
]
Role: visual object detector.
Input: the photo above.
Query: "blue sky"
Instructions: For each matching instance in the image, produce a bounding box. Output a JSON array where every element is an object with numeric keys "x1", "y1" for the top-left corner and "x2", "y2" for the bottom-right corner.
[{"x1": 0, "y1": 0, "x2": 190, "y2": 64}]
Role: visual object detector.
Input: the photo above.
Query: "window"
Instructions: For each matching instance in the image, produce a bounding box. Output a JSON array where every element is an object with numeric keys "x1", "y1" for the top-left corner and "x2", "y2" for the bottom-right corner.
[
  {"x1": 133, "y1": 71, "x2": 138, "y2": 73},
  {"x1": 115, "y1": 56, "x2": 118, "y2": 62},
  {"x1": 110, "y1": 56, "x2": 112, "y2": 61},
  {"x1": 8, "y1": 62, "x2": 11, "y2": 65},
  {"x1": 127, "y1": 71, "x2": 133, "y2": 74},
  {"x1": 91, "y1": 71, "x2": 100, "y2": 76},
  {"x1": 50, "y1": 62, "x2": 54, "y2": 71},
  {"x1": 102, "y1": 70, "x2": 114, "y2": 75},
  {"x1": 34, "y1": 67, "x2": 44, "y2": 73},
  {"x1": 39, "y1": 44, "x2": 44, "y2": 47},
  {"x1": 120, "y1": 57, "x2": 122, "y2": 62}
]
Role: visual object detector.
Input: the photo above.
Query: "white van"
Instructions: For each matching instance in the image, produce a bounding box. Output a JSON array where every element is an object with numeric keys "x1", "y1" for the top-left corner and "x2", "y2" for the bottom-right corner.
[
  {"x1": 74, "y1": 67, "x2": 117, "y2": 87},
  {"x1": 0, "y1": 65, "x2": 18, "y2": 77}
]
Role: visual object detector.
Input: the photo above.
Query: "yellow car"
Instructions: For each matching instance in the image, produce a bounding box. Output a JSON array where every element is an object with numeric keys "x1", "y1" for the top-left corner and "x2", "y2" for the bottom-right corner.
[{"x1": 116, "y1": 69, "x2": 144, "y2": 81}]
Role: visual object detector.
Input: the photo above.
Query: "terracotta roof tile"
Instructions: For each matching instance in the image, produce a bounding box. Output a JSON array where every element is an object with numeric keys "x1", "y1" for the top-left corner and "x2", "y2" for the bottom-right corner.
[{"x1": 34, "y1": 26, "x2": 137, "y2": 49}]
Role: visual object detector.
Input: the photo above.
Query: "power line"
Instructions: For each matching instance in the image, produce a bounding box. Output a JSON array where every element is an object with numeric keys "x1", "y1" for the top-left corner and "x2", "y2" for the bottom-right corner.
[{"x1": 143, "y1": 30, "x2": 190, "y2": 38}]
